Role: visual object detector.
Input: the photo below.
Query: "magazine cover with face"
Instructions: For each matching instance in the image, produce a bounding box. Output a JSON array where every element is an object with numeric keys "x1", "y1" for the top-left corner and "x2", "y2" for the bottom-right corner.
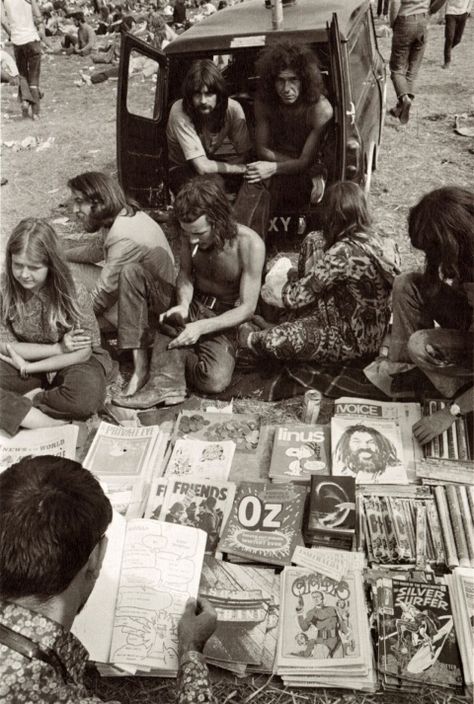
[
  {"x1": 277, "y1": 566, "x2": 368, "y2": 673},
  {"x1": 331, "y1": 416, "x2": 408, "y2": 485}
]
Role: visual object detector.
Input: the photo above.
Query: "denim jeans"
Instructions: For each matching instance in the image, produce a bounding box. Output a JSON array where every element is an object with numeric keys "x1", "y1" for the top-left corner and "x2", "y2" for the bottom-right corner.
[
  {"x1": 0, "y1": 356, "x2": 107, "y2": 420},
  {"x1": 389, "y1": 13, "x2": 428, "y2": 99},
  {"x1": 444, "y1": 13, "x2": 468, "y2": 64},
  {"x1": 148, "y1": 300, "x2": 237, "y2": 396},
  {"x1": 13, "y1": 40, "x2": 41, "y2": 114}
]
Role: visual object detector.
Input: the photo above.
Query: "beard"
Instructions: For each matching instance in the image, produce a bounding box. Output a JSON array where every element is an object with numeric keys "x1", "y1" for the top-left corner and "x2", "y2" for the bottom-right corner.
[{"x1": 347, "y1": 449, "x2": 384, "y2": 475}]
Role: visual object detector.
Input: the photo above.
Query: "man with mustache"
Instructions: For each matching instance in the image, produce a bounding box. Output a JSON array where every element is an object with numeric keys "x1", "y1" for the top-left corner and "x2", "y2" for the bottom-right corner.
[{"x1": 334, "y1": 424, "x2": 400, "y2": 479}]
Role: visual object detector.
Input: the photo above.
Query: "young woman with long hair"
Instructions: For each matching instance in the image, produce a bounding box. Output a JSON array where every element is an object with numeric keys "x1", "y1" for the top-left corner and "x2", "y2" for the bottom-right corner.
[
  {"x1": 239, "y1": 181, "x2": 400, "y2": 362},
  {"x1": 0, "y1": 218, "x2": 112, "y2": 431},
  {"x1": 64, "y1": 171, "x2": 176, "y2": 396}
]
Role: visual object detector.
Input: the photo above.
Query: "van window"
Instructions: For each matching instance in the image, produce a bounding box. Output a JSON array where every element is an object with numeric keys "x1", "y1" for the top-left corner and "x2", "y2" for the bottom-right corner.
[
  {"x1": 348, "y1": 20, "x2": 372, "y2": 105},
  {"x1": 127, "y1": 49, "x2": 162, "y2": 120}
]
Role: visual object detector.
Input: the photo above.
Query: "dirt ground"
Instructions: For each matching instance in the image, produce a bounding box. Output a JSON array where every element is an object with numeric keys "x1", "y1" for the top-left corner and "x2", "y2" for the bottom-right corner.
[{"x1": 1, "y1": 13, "x2": 473, "y2": 704}]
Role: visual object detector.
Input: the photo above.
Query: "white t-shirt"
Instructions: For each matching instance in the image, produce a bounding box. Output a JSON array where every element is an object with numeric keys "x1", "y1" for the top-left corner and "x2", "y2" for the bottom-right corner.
[
  {"x1": 166, "y1": 97, "x2": 250, "y2": 167},
  {"x1": 445, "y1": 0, "x2": 473, "y2": 14},
  {"x1": 3, "y1": 0, "x2": 40, "y2": 45}
]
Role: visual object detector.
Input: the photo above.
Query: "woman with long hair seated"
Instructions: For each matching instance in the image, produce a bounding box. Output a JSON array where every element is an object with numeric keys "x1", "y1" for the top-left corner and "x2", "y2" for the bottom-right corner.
[
  {"x1": 64, "y1": 171, "x2": 176, "y2": 396},
  {"x1": 239, "y1": 181, "x2": 400, "y2": 363},
  {"x1": 0, "y1": 218, "x2": 113, "y2": 432}
]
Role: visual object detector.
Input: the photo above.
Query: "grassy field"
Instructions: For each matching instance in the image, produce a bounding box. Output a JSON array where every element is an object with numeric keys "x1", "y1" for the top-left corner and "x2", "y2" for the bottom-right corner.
[{"x1": 1, "y1": 13, "x2": 473, "y2": 704}]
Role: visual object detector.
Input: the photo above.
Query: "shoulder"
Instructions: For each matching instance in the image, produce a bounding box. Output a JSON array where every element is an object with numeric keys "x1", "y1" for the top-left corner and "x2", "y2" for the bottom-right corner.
[
  {"x1": 168, "y1": 99, "x2": 187, "y2": 121},
  {"x1": 227, "y1": 98, "x2": 245, "y2": 118},
  {"x1": 309, "y1": 96, "x2": 333, "y2": 124},
  {"x1": 236, "y1": 224, "x2": 266, "y2": 258}
]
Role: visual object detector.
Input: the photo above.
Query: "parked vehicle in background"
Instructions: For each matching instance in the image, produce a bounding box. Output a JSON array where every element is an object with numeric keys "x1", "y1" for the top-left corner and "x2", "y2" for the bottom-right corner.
[{"x1": 117, "y1": 0, "x2": 387, "y2": 236}]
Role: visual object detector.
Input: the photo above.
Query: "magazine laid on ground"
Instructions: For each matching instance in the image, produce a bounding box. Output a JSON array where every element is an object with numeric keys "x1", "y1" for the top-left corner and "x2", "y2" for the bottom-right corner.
[
  {"x1": 154, "y1": 476, "x2": 236, "y2": 553},
  {"x1": 446, "y1": 567, "x2": 474, "y2": 692},
  {"x1": 0, "y1": 424, "x2": 78, "y2": 473},
  {"x1": 218, "y1": 481, "x2": 306, "y2": 567},
  {"x1": 275, "y1": 564, "x2": 375, "y2": 689},
  {"x1": 164, "y1": 438, "x2": 235, "y2": 482},
  {"x1": 269, "y1": 424, "x2": 330, "y2": 483},
  {"x1": 334, "y1": 396, "x2": 422, "y2": 479},
  {"x1": 331, "y1": 415, "x2": 408, "y2": 485},
  {"x1": 83, "y1": 422, "x2": 168, "y2": 518},
  {"x1": 72, "y1": 512, "x2": 207, "y2": 677}
]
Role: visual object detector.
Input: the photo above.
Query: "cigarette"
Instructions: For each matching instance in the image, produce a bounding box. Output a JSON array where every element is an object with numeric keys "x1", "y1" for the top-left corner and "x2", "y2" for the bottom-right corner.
[{"x1": 191, "y1": 244, "x2": 199, "y2": 258}]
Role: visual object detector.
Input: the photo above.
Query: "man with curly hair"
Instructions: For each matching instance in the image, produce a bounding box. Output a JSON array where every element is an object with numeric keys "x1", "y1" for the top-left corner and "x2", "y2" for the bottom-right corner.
[
  {"x1": 244, "y1": 41, "x2": 333, "y2": 214},
  {"x1": 113, "y1": 176, "x2": 265, "y2": 408},
  {"x1": 333, "y1": 425, "x2": 402, "y2": 479}
]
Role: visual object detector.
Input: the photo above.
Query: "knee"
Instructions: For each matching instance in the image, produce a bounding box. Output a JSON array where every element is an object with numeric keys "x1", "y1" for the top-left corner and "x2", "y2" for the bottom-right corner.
[
  {"x1": 120, "y1": 262, "x2": 144, "y2": 285},
  {"x1": 62, "y1": 373, "x2": 106, "y2": 417},
  {"x1": 406, "y1": 329, "x2": 430, "y2": 367},
  {"x1": 195, "y1": 368, "x2": 232, "y2": 394}
]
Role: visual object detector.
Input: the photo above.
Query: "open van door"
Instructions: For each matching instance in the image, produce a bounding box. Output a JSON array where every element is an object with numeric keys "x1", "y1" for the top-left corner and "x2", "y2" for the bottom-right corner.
[
  {"x1": 327, "y1": 13, "x2": 348, "y2": 182},
  {"x1": 117, "y1": 33, "x2": 169, "y2": 208}
]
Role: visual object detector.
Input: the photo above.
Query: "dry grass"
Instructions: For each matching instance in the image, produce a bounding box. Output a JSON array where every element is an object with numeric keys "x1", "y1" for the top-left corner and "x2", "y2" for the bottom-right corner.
[{"x1": 1, "y1": 15, "x2": 473, "y2": 704}]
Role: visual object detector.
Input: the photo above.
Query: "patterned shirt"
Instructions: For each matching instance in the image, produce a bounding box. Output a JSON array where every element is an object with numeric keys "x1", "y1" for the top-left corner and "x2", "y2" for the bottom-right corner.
[
  {"x1": 0, "y1": 601, "x2": 215, "y2": 704},
  {"x1": 0, "y1": 279, "x2": 112, "y2": 376}
]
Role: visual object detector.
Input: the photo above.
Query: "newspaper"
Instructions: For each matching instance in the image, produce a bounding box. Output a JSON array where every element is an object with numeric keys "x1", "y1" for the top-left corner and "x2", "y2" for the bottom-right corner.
[{"x1": 0, "y1": 424, "x2": 78, "y2": 472}]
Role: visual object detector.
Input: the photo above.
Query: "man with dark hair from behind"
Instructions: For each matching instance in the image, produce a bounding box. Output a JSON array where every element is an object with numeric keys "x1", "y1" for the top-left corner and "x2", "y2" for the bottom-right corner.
[
  {"x1": 113, "y1": 175, "x2": 265, "y2": 408},
  {"x1": 0, "y1": 455, "x2": 217, "y2": 703},
  {"x1": 166, "y1": 58, "x2": 251, "y2": 196}
]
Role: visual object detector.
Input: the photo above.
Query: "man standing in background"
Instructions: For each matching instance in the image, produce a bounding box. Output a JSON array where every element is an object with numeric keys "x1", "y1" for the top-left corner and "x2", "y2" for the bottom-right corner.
[
  {"x1": 443, "y1": 0, "x2": 472, "y2": 68},
  {"x1": 389, "y1": 0, "x2": 447, "y2": 124}
]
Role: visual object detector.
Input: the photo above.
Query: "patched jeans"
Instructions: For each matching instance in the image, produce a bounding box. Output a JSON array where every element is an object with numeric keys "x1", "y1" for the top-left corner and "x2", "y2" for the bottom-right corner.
[{"x1": 389, "y1": 13, "x2": 428, "y2": 99}]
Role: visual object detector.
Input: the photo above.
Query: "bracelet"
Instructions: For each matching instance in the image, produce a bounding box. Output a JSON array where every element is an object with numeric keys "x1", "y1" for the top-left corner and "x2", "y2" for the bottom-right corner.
[{"x1": 20, "y1": 366, "x2": 30, "y2": 379}]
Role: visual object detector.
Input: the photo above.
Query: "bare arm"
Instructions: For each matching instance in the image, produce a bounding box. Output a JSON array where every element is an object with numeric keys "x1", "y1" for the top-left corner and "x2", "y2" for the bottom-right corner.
[
  {"x1": 247, "y1": 98, "x2": 333, "y2": 182},
  {"x1": 412, "y1": 386, "x2": 474, "y2": 445},
  {"x1": 168, "y1": 228, "x2": 265, "y2": 348},
  {"x1": 191, "y1": 154, "x2": 247, "y2": 176},
  {"x1": 389, "y1": 0, "x2": 401, "y2": 26},
  {"x1": 0, "y1": 343, "x2": 92, "y2": 376}
]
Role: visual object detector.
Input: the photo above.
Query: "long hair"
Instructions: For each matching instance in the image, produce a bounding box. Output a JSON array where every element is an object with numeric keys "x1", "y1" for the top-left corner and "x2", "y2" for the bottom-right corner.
[
  {"x1": 2, "y1": 218, "x2": 82, "y2": 332},
  {"x1": 67, "y1": 171, "x2": 138, "y2": 231},
  {"x1": 173, "y1": 175, "x2": 237, "y2": 249},
  {"x1": 182, "y1": 59, "x2": 228, "y2": 131},
  {"x1": 334, "y1": 424, "x2": 400, "y2": 473},
  {"x1": 408, "y1": 186, "x2": 474, "y2": 294},
  {"x1": 256, "y1": 41, "x2": 325, "y2": 107},
  {"x1": 321, "y1": 182, "x2": 372, "y2": 248}
]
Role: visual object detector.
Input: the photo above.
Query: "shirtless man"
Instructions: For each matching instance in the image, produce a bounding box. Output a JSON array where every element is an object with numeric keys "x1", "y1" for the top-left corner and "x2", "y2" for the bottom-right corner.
[
  {"x1": 244, "y1": 41, "x2": 333, "y2": 214},
  {"x1": 113, "y1": 176, "x2": 265, "y2": 408}
]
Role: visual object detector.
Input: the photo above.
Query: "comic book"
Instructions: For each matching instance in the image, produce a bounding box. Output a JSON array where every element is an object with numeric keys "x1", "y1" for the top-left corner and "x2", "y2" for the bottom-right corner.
[
  {"x1": 164, "y1": 438, "x2": 235, "y2": 482},
  {"x1": 156, "y1": 477, "x2": 236, "y2": 553},
  {"x1": 377, "y1": 577, "x2": 463, "y2": 688},
  {"x1": 143, "y1": 478, "x2": 169, "y2": 520},
  {"x1": 269, "y1": 424, "x2": 330, "y2": 483},
  {"x1": 331, "y1": 415, "x2": 408, "y2": 485},
  {"x1": 172, "y1": 410, "x2": 264, "y2": 483},
  {"x1": 72, "y1": 512, "x2": 206, "y2": 677},
  {"x1": 304, "y1": 476, "x2": 355, "y2": 549},
  {"x1": 275, "y1": 565, "x2": 375, "y2": 689},
  {"x1": 218, "y1": 481, "x2": 306, "y2": 567},
  {"x1": 83, "y1": 422, "x2": 169, "y2": 518},
  {"x1": 198, "y1": 556, "x2": 277, "y2": 674}
]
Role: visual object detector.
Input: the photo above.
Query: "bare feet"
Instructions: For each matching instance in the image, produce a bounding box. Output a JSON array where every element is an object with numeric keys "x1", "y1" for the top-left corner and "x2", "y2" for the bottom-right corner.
[{"x1": 122, "y1": 371, "x2": 149, "y2": 397}]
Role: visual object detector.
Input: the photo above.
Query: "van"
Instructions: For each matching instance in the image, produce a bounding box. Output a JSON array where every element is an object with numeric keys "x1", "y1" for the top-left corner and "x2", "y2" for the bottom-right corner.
[{"x1": 117, "y1": 0, "x2": 386, "y2": 235}]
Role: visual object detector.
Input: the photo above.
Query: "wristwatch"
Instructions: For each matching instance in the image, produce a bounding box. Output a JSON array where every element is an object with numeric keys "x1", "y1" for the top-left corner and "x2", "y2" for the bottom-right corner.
[{"x1": 449, "y1": 402, "x2": 462, "y2": 417}]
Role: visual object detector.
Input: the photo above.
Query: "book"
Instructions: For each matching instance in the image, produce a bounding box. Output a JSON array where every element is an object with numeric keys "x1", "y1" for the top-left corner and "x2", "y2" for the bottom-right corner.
[
  {"x1": 218, "y1": 481, "x2": 306, "y2": 567},
  {"x1": 0, "y1": 424, "x2": 78, "y2": 473},
  {"x1": 331, "y1": 415, "x2": 408, "y2": 485},
  {"x1": 269, "y1": 423, "x2": 330, "y2": 483},
  {"x1": 83, "y1": 422, "x2": 168, "y2": 519},
  {"x1": 198, "y1": 556, "x2": 277, "y2": 674},
  {"x1": 377, "y1": 577, "x2": 463, "y2": 689},
  {"x1": 143, "y1": 478, "x2": 169, "y2": 520},
  {"x1": 72, "y1": 513, "x2": 207, "y2": 676},
  {"x1": 334, "y1": 396, "x2": 422, "y2": 479},
  {"x1": 305, "y1": 476, "x2": 355, "y2": 549},
  {"x1": 423, "y1": 401, "x2": 471, "y2": 460},
  {"x1": 275, "y1": 564, "x2": 375, "y2": 689},
  {"x1": 157, "y1": 477, "x2": 236, "y2": 553},
  {"x1": 173, "y1": 410, "x2": 264, "y2": 483},
  {"x1": 164, "y1": 438, "x2": 235, "y2": 482},
  {"x1": 416, "y1": 458, "x2": 474, "y2": 485}
]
